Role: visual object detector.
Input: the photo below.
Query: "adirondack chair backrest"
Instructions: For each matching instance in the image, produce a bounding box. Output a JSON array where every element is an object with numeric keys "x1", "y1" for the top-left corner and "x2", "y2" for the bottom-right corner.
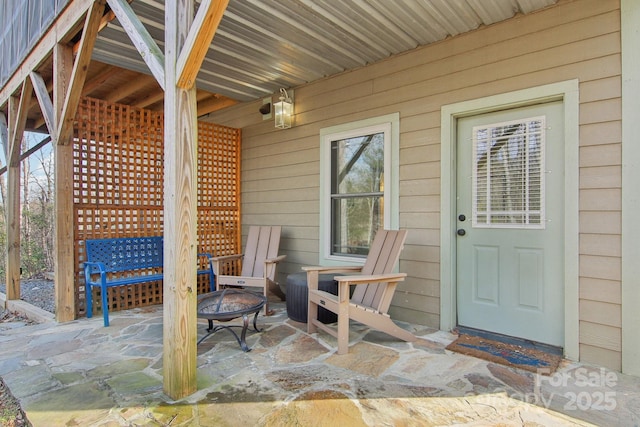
[
  {"x1": 241, "y1": 226, "x2": 282, "y2": 281},
  {"x1": 352, "y1": 229, "x2": 408, "y2": 312}
]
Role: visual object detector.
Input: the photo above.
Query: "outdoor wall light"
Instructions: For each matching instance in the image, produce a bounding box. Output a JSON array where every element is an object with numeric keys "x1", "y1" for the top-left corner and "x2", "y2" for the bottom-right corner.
[{"x1": 274, "y1": 88, "x2": 293, "y2": 129}]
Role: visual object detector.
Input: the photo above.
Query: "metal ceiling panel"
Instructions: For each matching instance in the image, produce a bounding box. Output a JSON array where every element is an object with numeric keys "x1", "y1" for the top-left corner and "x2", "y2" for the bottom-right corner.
[{"x1": 92, "y1": 0, "x2": 558, "y2": 102}]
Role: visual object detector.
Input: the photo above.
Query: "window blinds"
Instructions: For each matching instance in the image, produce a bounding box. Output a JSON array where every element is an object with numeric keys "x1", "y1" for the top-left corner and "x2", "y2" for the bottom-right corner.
[{"x1": 472, "y1": 116, "x2": 545, "y2": 229}]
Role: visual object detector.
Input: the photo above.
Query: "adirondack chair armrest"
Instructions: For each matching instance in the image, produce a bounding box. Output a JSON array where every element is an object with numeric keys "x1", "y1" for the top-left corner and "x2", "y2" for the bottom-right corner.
[
  {"x1": 302, "y1": 265, "x2": 363, "y2": 291},
  {"x1": 302, "y1": 265, "x2": 363, "y2": 274},
  {"x1": 334, "y1": 273, "x2": 407, "y2": 310},
  {"x1": 209, "y1": 253, "x2": 243, "y2": 276},
  {"x1": 333, "y1": 272, "x2": 407, "y2": 284},
  {"x1": 210, "y1": 253, "x2": 243, "y2": 262},
  {"x1": 265, "y1": 254, "x2": 287, "y2": 264}
]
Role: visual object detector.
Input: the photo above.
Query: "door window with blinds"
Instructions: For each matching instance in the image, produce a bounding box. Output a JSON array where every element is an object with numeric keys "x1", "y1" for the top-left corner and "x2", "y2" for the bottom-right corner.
[{"x1": 472, "y1": 116, "x2": 546, "y2": 229}]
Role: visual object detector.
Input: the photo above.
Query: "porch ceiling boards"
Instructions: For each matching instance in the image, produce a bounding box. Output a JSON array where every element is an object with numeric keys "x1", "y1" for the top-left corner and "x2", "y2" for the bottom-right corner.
[
  {"x1": 91, "y1": 0, "x2": 557, "y2": 104},
  {"x1": 3, "y1": 0, "x2": 558, "y2": 132}
]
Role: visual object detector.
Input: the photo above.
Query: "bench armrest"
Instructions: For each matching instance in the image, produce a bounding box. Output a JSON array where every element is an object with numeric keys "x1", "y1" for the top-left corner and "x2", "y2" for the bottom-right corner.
[
  {"x1": 83, "y1": 261, "x2": 108, "y2": 285},
  {"x1": 84, "y1": 261, "x2": 107, "y2": 274},
  {"x1": 198, "y1": 252, "x2": 214, "y2": 269}
]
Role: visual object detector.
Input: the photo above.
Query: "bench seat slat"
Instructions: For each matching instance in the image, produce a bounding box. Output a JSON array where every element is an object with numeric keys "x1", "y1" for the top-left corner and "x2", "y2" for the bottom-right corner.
[{"x1": 86, "y1": 273, "x2": 164, "y2": 288}]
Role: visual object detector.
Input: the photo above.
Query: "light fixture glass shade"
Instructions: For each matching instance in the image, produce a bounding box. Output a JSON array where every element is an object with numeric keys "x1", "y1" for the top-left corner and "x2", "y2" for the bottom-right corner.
[{"x1": 274, "y1": 89, "x2": 293, "y2": 129}]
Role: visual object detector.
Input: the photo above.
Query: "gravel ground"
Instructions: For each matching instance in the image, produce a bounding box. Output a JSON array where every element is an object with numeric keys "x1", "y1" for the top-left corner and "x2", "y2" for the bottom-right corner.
[
  {"x1": 0, "y1": 376, "x2": 30, "y2": 427},
  {"x1": 0, "y1": 279, "x2": 55, "y2": 314}
]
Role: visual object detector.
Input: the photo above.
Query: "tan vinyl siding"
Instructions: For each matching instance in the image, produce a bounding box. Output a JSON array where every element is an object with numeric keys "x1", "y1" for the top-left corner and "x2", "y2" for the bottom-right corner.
[
  {"x1": 580, "y1": 277, "x2": 621, "y2": 304},
  {"x1": 207, "y1": 0, "x2": 622, "y2": 369}
]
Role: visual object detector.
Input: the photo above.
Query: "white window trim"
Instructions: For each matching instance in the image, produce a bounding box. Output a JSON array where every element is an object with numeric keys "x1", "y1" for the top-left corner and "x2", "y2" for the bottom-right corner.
[{"x1": 319, "y1": 113, "x2": 400, "y2": 265}]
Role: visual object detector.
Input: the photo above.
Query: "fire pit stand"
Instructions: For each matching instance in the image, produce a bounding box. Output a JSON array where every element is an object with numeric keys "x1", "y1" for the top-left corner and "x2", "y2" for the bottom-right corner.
[{"x1": 196, "y1": 289, "x2": 267, "y2": 352}]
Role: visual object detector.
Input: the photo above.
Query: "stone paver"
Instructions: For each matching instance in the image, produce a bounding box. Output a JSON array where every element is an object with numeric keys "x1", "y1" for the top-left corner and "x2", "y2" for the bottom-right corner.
[{"x1": 0, "y1": 301, "x2": 638, "y2": 426}]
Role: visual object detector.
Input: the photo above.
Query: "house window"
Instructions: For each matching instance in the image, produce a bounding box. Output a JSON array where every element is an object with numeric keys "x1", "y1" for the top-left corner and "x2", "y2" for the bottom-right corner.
[
  {"x1": 320, "y1": 114, "x2": 399, "y2": 264},
  {"x1": 472, "y1": 116, "x2": 546, "y2": 229}
]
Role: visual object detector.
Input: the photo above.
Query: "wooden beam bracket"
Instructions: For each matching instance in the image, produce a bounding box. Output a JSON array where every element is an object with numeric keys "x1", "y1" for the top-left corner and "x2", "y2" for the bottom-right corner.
[
  {"x1": 30, "y1": 72, "x2": 56, "y2": 139},
  {"x1": 176, "y1": 0, "x2": 229, "y2": 89},
  {"x1": 106, "y1": 0, "x2": 166, "y2": 90}
]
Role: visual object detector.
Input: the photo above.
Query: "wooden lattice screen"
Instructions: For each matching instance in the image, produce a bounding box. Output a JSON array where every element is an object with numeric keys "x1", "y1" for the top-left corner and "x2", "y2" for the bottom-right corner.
[{"x1": 73, "y1": 97, "x2": 241, "y2": 317}]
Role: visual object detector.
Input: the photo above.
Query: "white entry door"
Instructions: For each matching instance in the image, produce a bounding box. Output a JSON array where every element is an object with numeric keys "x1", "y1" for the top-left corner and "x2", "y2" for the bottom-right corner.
[{"x1": 456, "y1": 102, "x2": 564, "y2": 347}]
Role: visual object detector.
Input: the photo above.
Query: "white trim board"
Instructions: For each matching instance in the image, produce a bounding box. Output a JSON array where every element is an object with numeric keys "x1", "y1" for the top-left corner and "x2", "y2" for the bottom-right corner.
[
  {"x1": 621, "y1": 0, "x2": 640, "y2": 376},
  {"x1": 440, "y1": 80, "x2": 580, "y2": 361}
]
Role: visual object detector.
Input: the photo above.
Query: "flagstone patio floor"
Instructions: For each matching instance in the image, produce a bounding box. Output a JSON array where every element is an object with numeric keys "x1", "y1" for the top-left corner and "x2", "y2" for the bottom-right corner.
[{"x1": 0, "y1": 297, "x2": 638, "y2": 426}]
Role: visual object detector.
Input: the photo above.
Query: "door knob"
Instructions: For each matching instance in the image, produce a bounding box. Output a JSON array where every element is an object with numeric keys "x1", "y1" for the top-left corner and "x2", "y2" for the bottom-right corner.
[{"x1": 457, "y1": 229, "x2": 466, "y2": 236}]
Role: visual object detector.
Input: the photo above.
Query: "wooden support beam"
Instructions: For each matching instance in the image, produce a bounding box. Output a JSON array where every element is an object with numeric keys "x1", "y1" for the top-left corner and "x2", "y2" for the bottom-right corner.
[
  {"x1": 72, "y1": 8, "x2": 118, "y2": 55},
  {"x1": 9, "y1": 80, "x2": 33, "y2": 167},
  {"x1": 5, "y1": 93, "x2": 22, "y2": 301},
  {"x1": 81, "y1": 64, "x2": 121, "y2": 95},
  {"x1": 57, "y1": 0, "x2": 106, "y2": 145},
  {"x1": 0, "y1": 0, "x2": 94, "y2": 108},
  {"x1": 104, "y1": 73, "x2": 157, "y2": 103},
  {"x1": 197, "y1": 94, "x2": 237, "y2": 116},
  {"x1": 28, "y1": 79, "x2": 52, "y2": 113},
  {"x1": 53, "y1": 43, "x2": 76, "y2": 322},
  {"x1": 163, "y1": 0, "x2": 200, "y2": 400},
  {"x1": 136, "y1": 89, "x2": 215, "y2": 111},
  {"x1": 33, "y1": 62, "x2": 119, "y2": 130},
  {"x1": 0, "y1": 136, "x2": 52, "y2": 176},
  {"x1": 106, "y1": 0, "x2": 166, "y2": 90},
  {"x1": 132, "y1": 90, "x2": 165, "y2": 109},
  {"x1": 5, "y1": 80, "x2": 33, "y2": 301},
  {"x1": 0, "y1": 113, "x2": 7, "y2": 161},
  {"x1": 29, "y1": 72, "x2": 56, "y2": 138},
  {"x1": 176, "y1": 0, "x2": 229, "y2": 89}
]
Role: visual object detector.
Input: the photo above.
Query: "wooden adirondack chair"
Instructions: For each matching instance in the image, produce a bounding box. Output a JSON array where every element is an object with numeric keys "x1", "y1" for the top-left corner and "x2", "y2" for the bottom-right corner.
[
  {"x1": 210, "y1": 226, "x2": 286, "y2": 315},
  {"x1": 303, "y1": 229, "x2": 416, "y2": 354}
]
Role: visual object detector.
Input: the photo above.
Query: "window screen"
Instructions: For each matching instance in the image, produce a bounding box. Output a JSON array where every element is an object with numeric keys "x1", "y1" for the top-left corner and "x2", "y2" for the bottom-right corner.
[{"x1": 472, "y1": 116, "x2": 546, "y2": 229}]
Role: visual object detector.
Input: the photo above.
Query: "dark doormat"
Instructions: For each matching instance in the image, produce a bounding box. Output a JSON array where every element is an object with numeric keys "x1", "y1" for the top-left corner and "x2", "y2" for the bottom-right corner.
[{"x1": 446, "y1": 330, "x2": 563, "y2": 374}]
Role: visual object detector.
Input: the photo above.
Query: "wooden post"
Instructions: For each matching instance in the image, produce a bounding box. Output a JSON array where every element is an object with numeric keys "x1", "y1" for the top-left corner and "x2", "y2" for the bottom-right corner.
[
  {"x1": 163, "y1": 0, "x2": 199, "y2": 399},
  {"x1": 53, "y1": 42, "x2": 76, "y2": 322},
  {"x1": 52, "y1": 1, "x2": 104, "y2": 322},
  {"x1": 5, "y1": 95, "x2": 21, "y2": 300},
  {"x1": 5, "y1": 78, "x2": 33, "y2": 300}
]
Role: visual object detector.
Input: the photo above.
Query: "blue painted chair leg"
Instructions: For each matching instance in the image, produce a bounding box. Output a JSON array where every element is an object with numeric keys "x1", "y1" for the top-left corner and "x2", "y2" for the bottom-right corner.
[
  {"x1": 86, "y1": 285, "x2": 93, "y2": 318},
  {"x1": 101, "y1": 286, "x2": 110, "y2": 327}
]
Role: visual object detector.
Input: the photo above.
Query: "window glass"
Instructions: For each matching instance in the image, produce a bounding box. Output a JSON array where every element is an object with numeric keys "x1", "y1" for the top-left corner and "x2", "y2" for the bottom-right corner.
[{"x1": 330, "y1": 133, "x2": 384, "y2": 256}]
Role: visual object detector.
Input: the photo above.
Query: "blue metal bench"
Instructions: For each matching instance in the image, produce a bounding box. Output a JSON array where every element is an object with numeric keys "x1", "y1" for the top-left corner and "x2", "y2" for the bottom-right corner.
[{"x1": 83, "y1": 236, "x2": 215, "y2": 326}]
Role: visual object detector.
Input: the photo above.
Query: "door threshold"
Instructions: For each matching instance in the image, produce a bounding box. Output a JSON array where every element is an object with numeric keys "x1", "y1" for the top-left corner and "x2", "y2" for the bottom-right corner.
[{"x1": 455, "y1": 326, "x2": 563, "y2": 356}]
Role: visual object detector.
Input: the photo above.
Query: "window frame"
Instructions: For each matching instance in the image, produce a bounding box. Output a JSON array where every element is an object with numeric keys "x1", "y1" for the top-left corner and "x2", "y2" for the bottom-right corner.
[{"x1": 319, "y1": 113, "x2": 400, "y2": 265}]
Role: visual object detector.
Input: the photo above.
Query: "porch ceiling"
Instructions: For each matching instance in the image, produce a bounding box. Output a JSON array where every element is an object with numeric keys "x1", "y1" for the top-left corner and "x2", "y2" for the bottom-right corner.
[{"x1": 14, "y1": 0, "x2": 559, "y2": 132}]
